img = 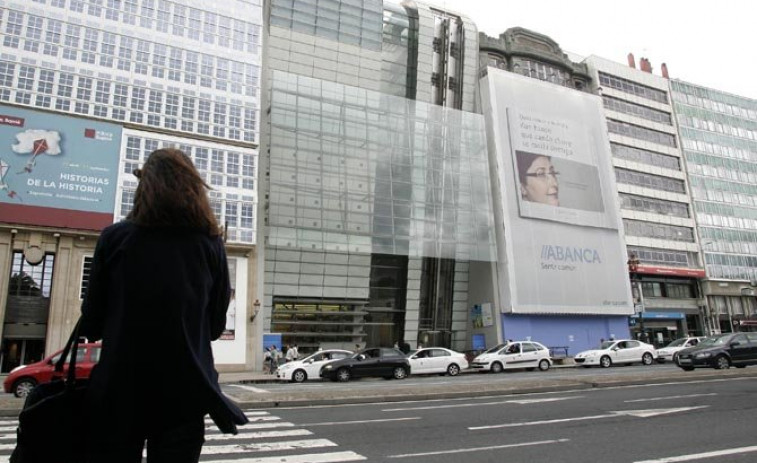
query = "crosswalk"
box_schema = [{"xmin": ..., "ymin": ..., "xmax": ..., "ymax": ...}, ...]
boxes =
[{"xmin": 0, "ymin": 410, "xmax": 367, "ymax": 463}]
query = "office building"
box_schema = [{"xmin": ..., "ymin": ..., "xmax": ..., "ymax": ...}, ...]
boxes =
[
  {"xmin": 670, "ymin": 81, "xmax": 757, "ymax": 332},
  {"xmin": 0, "ymin": 0, "xmax": 262, "ymax": 371},
  {"xmin": 259, "ymin": 0, "xmax": 497, "ymax": 354},
  {"xmin": 584, "ymin": 55, "xmax": 705, "ymax": 342}
]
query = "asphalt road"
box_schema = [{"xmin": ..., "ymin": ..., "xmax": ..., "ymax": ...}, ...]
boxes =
[{"xmin": 260, "ymin": 375, "xmax": 757, "ymax": 463}]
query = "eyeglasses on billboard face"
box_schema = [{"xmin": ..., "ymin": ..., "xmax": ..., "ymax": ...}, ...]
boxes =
[{"xmin": 524, "ymin": 168, "xmax": 559, "ymax": 180}]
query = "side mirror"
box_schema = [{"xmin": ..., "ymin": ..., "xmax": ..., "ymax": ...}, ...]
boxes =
[
  {"xmin": 730, "ymin": 341, "xmax": 742, "ymax": 348},
  {"xmin": 357, "ymin": 354, "xmax": 365, "ymax": 361},
  {"xmin": 304, "ymin": 359, "xmax": 313, "ymax": 364}
]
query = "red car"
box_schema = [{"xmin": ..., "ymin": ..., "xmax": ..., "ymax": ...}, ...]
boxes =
[{"xmin": 3, "ymin": 343, "xmax": 101, "ymax": 398}]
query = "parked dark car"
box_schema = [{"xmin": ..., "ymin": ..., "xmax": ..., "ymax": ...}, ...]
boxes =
[
  {"xmin": 676, "ymin": 333, "xmax": 757, "ymax": 371},
  {"xmin": 3, "ymin": 343, "xmax": 101, "ymax": 397},
  {"xmin": 319, "ymin": 347, "xmax": 410, "ymax": 382}
]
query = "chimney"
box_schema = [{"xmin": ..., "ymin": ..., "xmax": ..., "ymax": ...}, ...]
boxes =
[
  {"xmin": 661, "ymin": 63, "xmax": 669, "ymax": 79},
  {"xmin": 640, "ymin": 58, "xmax": 652, "ymax": 73},
  {"xmin": 627, "ymin": 53, "xmax": 636, "ymax": 69}
]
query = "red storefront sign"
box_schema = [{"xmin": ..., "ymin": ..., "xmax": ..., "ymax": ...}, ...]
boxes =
[{"xmin": 634, "ymin": 265, "xmax": 706, "ymax": 278}]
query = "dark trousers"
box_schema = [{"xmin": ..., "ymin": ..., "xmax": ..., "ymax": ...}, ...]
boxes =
[{"xmin": 86, "ymin": 415, "xmax": 205, "ymax": 463}]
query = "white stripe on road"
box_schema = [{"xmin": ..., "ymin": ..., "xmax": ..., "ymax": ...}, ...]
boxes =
[
  {"xmin": 387, "ymin": 438, "xmax": 570, "ymax": 458},
  {"xmin": 211, "ymin": 421, "xmax": 295, "ymax": 431},
  {"xmin": 469, "ymin": 406, "xmax": 708, "ymax": 430},
  {"xmin": 201, "ymin": 438, "xmax": 336, "ymax": 454},
  {"xmin": 0, "ymin": 443, "xmax": 15, "ymax": 450},
  {"xmin": 0, "ymin": 426, "xmax": 15, "ymax": 432},
  {"xmin": 205, "ymin": 429, "xmax": 312, "ymax": 441},
  {"xmin": 201, "ymin": 451, "xmax": 366, "ymax": 462},
  {"xmin": 301, "ymin": 417, "xmax": 421, "ymax": 427},
  {"xmin": 229, "ymin": 384, "xmax": 270, "ymax": 393},
  {"xmin": 624, "ymin": 393, "xmax": 716, "ymax": 403},
  {"xmin": 206, "ymin": 416, "xmax": 280, "ymax": 426},
  {"xmin": 383, "ymin": 396, "xmax": 579, "ymax": 412},
  {"xmin": 634, "ymin": 445, "xmax": 757, "ymax": 463}
]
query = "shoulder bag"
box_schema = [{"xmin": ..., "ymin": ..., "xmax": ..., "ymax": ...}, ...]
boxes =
[{"xmin": 10, "ymin": 319, "xmax": 89, "ymax": 463}]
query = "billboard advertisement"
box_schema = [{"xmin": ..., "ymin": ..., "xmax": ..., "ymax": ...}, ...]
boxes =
[
  {"xmin": 481, "ymin": 68, "xmax": 633, "ymax": 315},
  {"xmin": 0, "ymin": 106, "xmax": 122, "ymax": 230}
]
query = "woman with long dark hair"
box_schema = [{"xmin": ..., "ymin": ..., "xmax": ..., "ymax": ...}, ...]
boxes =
[{"xmin": 81, "ymin": 148, "xmax": 247, "ymax": 463}]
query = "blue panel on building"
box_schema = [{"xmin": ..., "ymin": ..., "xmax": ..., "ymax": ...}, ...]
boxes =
[{"xmin": 501, "ymin": 314, "xmax": 631, "ymax": 356}]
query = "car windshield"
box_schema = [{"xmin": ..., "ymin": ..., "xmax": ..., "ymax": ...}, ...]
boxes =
[
  {"xmin": 485, "ymin": 343, "xmax": 507, "ymax": 353},
  {"xmin": 664, "ymin": 338, "xmax": 688, "ymax": 348},
  {"xmin": 698, "ymin": 335, "xmax": 731, "ymax": 346}
]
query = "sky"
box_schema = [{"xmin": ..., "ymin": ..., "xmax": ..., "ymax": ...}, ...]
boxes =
[{"xmin": 434, "ymin": 0, "xmax": 757, "ymax": 100}]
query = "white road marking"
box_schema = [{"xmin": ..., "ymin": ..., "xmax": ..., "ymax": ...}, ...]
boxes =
[
  {"xmin": 634, "ymin": 445, "xmax": 757, "ymax": 462},
  {"xmin": 224, "ymin": 421, "xmax": 296, "ymax": 430},
  {"xmin": 624, "ymin": 393, "xmax": 716, "ymax": 403},
  {"xmin": 302, "ymin": 417, "xmax": 421, "ymax": 427},
  {"xmin": 205, "ymin": 429, "xmax": 312, "ymax": 441},
  {"xmin": 206, "ymin": 415, "xmax": 280, "ymax": 426},
  {"xmin": 201, "ymin": 438, "xmax": 336, "ymax": 454},
  {"xmin": 469, "ymin": 406, "xmax": 708, "ymax": 429},
  {"xmin": 229, "ymin": 384, "xmax": 270, "ymax": 393},
  {"xmin": 201, "ymin": 451, "xmax": 366, "ymax": 462},
  {"xmin": 0, "ymin": 444, "xmax": 14, "ymax": 451},
  {"xmin": 387, "ymin": 438, "xmax": 570, "ymax": 458},
  {"xmin": 383, "ymin": 396, "xmax": 580, "ymax": 411}
]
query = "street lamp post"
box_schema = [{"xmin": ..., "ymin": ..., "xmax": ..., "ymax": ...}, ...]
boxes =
[{"xmin": 627, "ymin": 253, "xmax": 646, "ymax": 343}]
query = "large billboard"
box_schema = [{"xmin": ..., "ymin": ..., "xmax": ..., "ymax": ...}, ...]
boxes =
[
  {"xmin": 0, "ymin": 106, "xmax": 122, "ymax": 230},
  {"xmin": 481, "ymin": 68, "xmax": 633, "ymax": 315}
]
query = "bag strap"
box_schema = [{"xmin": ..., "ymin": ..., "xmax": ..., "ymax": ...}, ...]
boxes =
[{"xmin": 53, "ymin": 318, "xmax": 82, "ymax": 389}]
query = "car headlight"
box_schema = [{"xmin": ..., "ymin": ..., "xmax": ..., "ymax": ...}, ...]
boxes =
[
  {"xmin": 9, "ymin": 365, "xmax": 25, "ymax": 374},
  {"xmin": 322, "ymin": 364, "xmax": 333, "ymax": 370},
  {"xmin": 694, "ymin": 352, "xmax": 712, "ymax": 359}
]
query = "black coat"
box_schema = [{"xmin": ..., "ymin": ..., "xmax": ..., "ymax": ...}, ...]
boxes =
[{"xmin": 80, "ymin": 221, "xmax": 247, "ymax": 434}]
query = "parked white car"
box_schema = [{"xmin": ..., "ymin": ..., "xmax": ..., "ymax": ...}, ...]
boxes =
[
  {"xmin": 574, "ymin": 340, "xmax": 657, "ymax": 368},
  {"xmin": 407, "ymin": 347, "xmax": 469, "ymax": 376},
  {"xmin": 276, "ymin": 349, "xmax": 353, "ymax": 383},
  {"xmin": 470, "ymin": 341, "xmax": 552, "ymax": 373},
  {"xmin": 656, "ymin": 337, "xmax": 705, "ymax": 363}
]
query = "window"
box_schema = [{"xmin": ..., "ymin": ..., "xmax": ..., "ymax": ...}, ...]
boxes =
[
  {"xmin": 8, "ymin": 252, "xmax": 55, "ymax": 298},
  {"xmin": 80, "ymin": 256, "xmax": 93, "ymax": 299},
  {"xmin": 598, "ymin": 72, "xmax": 668, "ymax": 104},
  {"xmin": 607, "ymin": 119, "xmax": 677, "ymax": 147},
  {"xmin": 641, "ymin": 282, "xmax": 662, "ymax": 297}
]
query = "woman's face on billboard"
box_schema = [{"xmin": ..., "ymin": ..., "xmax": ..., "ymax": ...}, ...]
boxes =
[{"xmin": 521, "ymin": 156, "xmax": 559, "ymax": 206}]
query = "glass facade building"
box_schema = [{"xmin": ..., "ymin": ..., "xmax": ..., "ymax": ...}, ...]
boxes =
[
  {"xmin": 261, "ymin": 0, "xmax": 493, "ymax": 353},
  {"xmin": 671, "ymin": 80, "xmax": 757, "ymax": 332},
  {"xmin": 0, "ymin": 0, "xmax": 262, "ymax": 370}
]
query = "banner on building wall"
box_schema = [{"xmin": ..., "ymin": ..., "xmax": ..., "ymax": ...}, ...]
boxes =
[
  {"xmin": 212, "ymin": 256, "xmax": 248, "ymax": 365},
  {"xmin": 481, "ymin": 68, "xmax": 633, "ymax": 315},
  {"xmin": 0, "ymin": 105, "xmax": 122, "ymax": 230}
]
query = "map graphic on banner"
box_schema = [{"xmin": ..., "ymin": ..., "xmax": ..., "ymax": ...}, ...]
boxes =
[{"xmin": 0, "ymin": 106, "xmax": 122, "ymax": 230}]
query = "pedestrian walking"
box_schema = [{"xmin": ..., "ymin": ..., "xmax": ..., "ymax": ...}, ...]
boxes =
[
  {"xmin": 291, "ymin": 344, "xmax": 299, "ymax": 360},
  {"xmin": 269, "ymin": 345, "xmax": 281, "ymax": 372},
  {"xmin": 285, "ymin": 344, "xmax": 296, "ymax": 363},
  {"xmin": 80, "ymin": 148, "xmax": 248, "ymax": 463}
]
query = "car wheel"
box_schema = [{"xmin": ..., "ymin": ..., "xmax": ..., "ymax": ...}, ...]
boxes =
[
  {"xmin": 680, "ymin": 366, "xmax": 695, "ymax": 372},
  {"xmin": 538, "ymin": 359, "xmax": 550, "ymax": 371},
  {"xmin": 714, "ymin": 355, "xmax": 730, "ymax": 370},
  {"xmin": 600, "ymin": 356, "xmax": 612, "ymax": 368},
  {"xmin": 336, "ymin": 368, "xmax": 351, "ymax": 382},
  {"xmin": 291, "ymin": 369, "xmax": 307, "ymax": 383},
  {"xmin": 13, "ymin": 378, "xmax": 37, "ymax": 398},
  {"xmin": 490, "ymin": 362, "xmax": 503, "ymax": 373},
  {"xmin": 642, "ymin": 352, "xmax": 654, "ymax": 366},
  {"xmin": 393, "ymin": 366, "xmax": 408, "ymax": 380},
  {"xmin": 447, "ymin": 363, "xmax": 460, "ymax": 376}
]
